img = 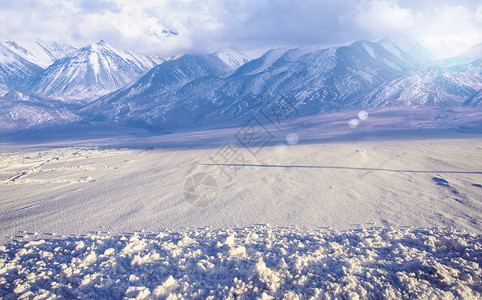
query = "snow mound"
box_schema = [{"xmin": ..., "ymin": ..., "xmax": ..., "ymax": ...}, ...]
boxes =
[{"xmin": 1, "ymin": 227, "xmax": 480, "ymax": 299}]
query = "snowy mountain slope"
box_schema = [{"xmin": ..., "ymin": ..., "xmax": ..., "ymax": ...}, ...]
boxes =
[
  {"xmin": 378, "ymin": 36, "xmax": 434, "ymax": 66},
  {"xmin": 84, "ymin": 38, "xmax": 435, "ymax": 129},
  {"xmin": 2, "ymin": 40, "xmax": 76, "ymax": 69},
  {"xmin": 82, "ymin": 53, "xmax": 237, "ymax": 127},
  {"xmin": 464, "ymin": 89, "xmax": 482, "ymax": 107},
  {"xmin": 362, "ymin": 47, "xmax": 482, "ymax": 107},
  {"xmin": 29, "ymin": 41, "xmax": 167, "ymax": 102},
  {"xmin": 216, "ymin": 50, "xmax": 251, "ymax": 68},
  {"xmin": 0, "ymin": 90, "xmax": 79, "ymax": 131},
  {"xmin": 0, "ymin": 44, "xmax": 43, "ymax": 95}
]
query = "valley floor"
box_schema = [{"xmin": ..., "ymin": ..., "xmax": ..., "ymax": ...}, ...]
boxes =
[{"xmin": 0, "ymin": 135, "xmax": 481, "ymax": 298}]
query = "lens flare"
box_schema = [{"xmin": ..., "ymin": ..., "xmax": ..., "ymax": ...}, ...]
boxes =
[
  {"xmin": 286, "ymin": 133, "xmax": 299, "ymax": 145},
  {"xmin": 348, "ymin": 119, "xmax": 359, "ymax": 128},
  {"xmin": 358, "ymin": 111, "xmax": 368, "ymax": 120}
]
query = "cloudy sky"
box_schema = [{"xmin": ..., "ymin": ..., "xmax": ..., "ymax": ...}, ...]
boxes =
[{"xmin": 0, "ymin": 0, "xmax": 481, "ymax": 57}]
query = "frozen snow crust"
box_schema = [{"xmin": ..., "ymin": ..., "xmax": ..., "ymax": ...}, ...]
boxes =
[{"xmin": 1, "ymin": 226, "xmax": 480, "ymax": 299}]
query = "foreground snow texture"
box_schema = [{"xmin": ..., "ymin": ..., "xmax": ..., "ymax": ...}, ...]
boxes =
[{"xmin": 1, "ymin": 226, "xmax": 481, "ymax": 299}]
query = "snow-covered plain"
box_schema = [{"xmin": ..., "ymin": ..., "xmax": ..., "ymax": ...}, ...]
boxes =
[
  {"xmin": 1, "ymin": 138, "xmax": 481, "ymax": 238},
  {"xmin": 1, "ymin": 108, "xmax": 481, "ymax": 298}
]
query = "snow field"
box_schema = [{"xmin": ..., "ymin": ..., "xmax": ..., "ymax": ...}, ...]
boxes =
[
  {"xmin": 0, "ymin": 226, "xmax": 480, "ymax": 299},
  {"xmin": 1, "ymin": 137, "xmax": 482, "ymax": 245}
]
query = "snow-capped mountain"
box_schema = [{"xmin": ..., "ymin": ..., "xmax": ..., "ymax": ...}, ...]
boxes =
[
  {"xmin": 0, "ymin": 43, "xmax": 43, "ymax": 95},
  {"xmin": 0, "ymin": 90, "xmax": 79, "ymax": 131},
  {"xmin": 84, "ymin": 38, "xmax": 438, "ymax": 129},
  {"xmin": 30, "ymin": 40, "xmax": 167, "ymax": 102},
  {"xmin": 2, "ymin": 40, "xmax": 76, "ymax": 69}
]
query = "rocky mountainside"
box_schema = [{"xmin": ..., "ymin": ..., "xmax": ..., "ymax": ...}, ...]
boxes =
[{"xmin": 0, "ymin": 90, "xmax": 80, "ymax": 131}]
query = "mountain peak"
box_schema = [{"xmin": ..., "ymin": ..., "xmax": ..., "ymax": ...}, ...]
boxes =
[
  {"xmin": 147, "ymin": 27, "xmax": 179, "ymax": 39},
  {"xmin": 80, "ymin": 40, "xmax": 112, "ymax": 54},
  {"xmin": 89, "ymin": 40, "xmax": 110, "ymax": 51}
]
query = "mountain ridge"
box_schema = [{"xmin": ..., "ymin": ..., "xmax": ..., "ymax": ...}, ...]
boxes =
[{"xmin": 2, "ymin": 40, "xmax": 77, "ymax": 69}]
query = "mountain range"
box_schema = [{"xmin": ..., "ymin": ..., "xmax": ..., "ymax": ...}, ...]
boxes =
[
  {"xmin": 0, "ymin": 37, "xmax": 480, "ymax": 133},
  {"xmin": 82, "ymin": 38, "xmax": 481, "ymax": 130}
]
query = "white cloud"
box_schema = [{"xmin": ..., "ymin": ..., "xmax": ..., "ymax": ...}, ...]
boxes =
[
  {"xmin": 409, "ymin": 5, "xmax": 482, "ymax": 58},
  {"xmin": 355, "ymin": 1, "xmax": 482, "ymax": 58},
  {"xmin": 476, "ymin": 5, "xmax": 482, "ymax": 22},
  {"xmin": 357, "ymin": 0, "xmax": 414, "ymax": 33},
  {"xmin": 0, "ymin": 0, "xmax": 480, "ymax": 56}
]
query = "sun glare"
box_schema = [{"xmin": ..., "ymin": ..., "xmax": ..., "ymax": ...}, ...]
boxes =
[
  {"xmin": 418, "ymin": 32, "xmax": 482, "ymax": 59},
  {"xmin": 412, "ymin": 5, "xmax": 482, "ymax": 59}
]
